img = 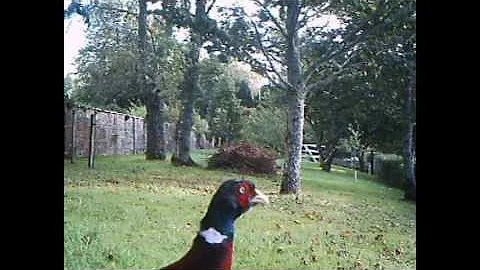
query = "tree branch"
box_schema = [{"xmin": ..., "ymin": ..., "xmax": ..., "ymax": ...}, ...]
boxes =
[
  {"xmin": 298, "ymin": 6, "xmax": 326, "ymax": 29},
  {"xmin": 304, "ymin": 36, "xmax": 361, "ymax": 86},
  {"xmin": 146, "ymin": 27, "xmax": 157, "ymax": 54},
  {"xmin": 304, "ymin": 4, "xmax": 396, "ymax": 87},
  {"xmin": 242, "ymin": 54, "xmax": 287, "ymax": 90},
  {"xmin": 306, "ymin": 58, "xmax": 365, "ymax": 94},
  {"xmin": 95, "ymin": 3, "xmax": 138, "ymax": 17},
  {"xmin": 251, "ymin": 0, "xmax": 288, "ymax": 38},
  {"xmin": 262, "ymin": 69, "xmax": 288, "ymax": 90},
  {"xmin": 206, "ymin": 0, "xmax": 217, "ymax": 15},
  {"xmin": 306, "ymin": 70, "xmax": 339, "ymax": 93},
  {"xmin": 251, "ymin": 19, "xmax": 292, "ymax": 89}
]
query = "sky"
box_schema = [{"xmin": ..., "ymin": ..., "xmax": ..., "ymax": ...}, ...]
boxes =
[{"xmin": 64, "ymin": 1, "xmax": 88, "ymax": 77}]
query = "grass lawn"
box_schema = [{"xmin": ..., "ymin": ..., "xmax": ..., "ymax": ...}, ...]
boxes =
[{"xmin": 64, "ymin": 150, "xmax": 416, "ymax": 270}]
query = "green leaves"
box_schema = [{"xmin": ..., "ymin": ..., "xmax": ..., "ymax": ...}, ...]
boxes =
[
  {"xmin": 74, "ymin": 1, "xmax": 185, "ymax": 111},
  {"xmin": 305, "ymin": 0, "xmax": 415, "ymax": 156}
]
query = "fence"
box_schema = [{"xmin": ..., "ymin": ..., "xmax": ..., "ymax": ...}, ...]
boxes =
[
  {"xmin": 64, "ymin": 104, "xmax": 215, "ymax": 159},
  {"xmin": 64, "ymin": 104, "xmax": 147, "ymax": 158},
  {"xmin": 301, "ymin": 144, "xmax": 321, "ymax": 162},
  {"xmin": 301, "ymin": 144, "xmax": 379, "ymax": 174}
]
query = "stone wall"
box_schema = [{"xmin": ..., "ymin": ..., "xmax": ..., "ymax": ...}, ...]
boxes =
[
  {"xmin": 65, "ymin": 105, "xmax": 146, "ymax": 157},
  {"xmin": 64, "ymin": 104, "xmax": 212, "ymax": 158}
]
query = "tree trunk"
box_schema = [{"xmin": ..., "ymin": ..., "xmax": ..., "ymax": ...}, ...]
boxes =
[
  {"xmin": 173, "ymin": 47, "xmax": 198, "ymax": 166},
  {"xmin": 137, "ymin": 0, "xmax": 147, "ymax": 80},
  {"xmin": 369, "ymin": 150, "xmax": 375, "ymax": 174},
  {"xmin": 138, "ymin": 0, "xmax": 157, "ymax": 159},
  {"xmin": 64, "ymin": 102, "xmax": 68, "ymax": 158},
  {"xmin": 318, "ymin": 135, "xmax": 339, "ymax": 172},
  {"xmin": 320, "ymin": 147, "xmax": 337, "ymax": 172},
  {"xmin": 199, "ymin": 132, "xmax": 207, "ymax": 149},
  {"xmin": 172, "ymin": 0, "xmax": 206, "ymax": 166},
  {"xmin": 358, "ymin": 150, "xmax": 366, "ymax": 172},
  {"xmin": 281, "ymin": 93, "xmax": 305, "ymax": 193},
  {"xmin": 280, "ymin": 0, "xmax": 304, "ymax": 194},
  {"xmin": 404, "ymin": 75, "xmax": 416, "ymax": 201},
  {"xmin": 161, "ymin": 0, "xmax": 176, "ymax": 36},
  {"xmin": 174, "ymin": 86, "xmax": 196, "ymax": 166},
  {"xmin": 145, "ymin": 92, "xmax": 167, "ymax": 160}
]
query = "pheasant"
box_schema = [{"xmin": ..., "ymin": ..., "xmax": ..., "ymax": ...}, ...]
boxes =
[{"xmin": 161, "ymin": 179, "xmax": 269, "ymax": 270}]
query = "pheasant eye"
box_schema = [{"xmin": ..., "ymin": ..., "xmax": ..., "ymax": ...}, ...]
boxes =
[{"xmin": 238, "ymin": 186, "xmax": 246, "ymax": 194}]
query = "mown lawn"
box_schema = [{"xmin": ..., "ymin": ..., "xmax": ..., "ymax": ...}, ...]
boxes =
[{"xmin": 64, "ymin": 150, "xmax": 416, "ymax": 270}]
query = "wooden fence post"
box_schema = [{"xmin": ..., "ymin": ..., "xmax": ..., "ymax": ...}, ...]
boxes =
[
  {"xmin": 369, "ymin": 150, "xmax": 375, "ymax": 175},
  {"xmin": 132, "ymin": 117, "xmax": 136, "ymax": 155},
  {"xmin": 88, "ymin": 113, "xmax": 96, "ymax": 168},
  {"xmin": 70, "ymin": 109, "xmax": 76, "ymax": 164},
  {"xmin": 144, "ymin": 119, "xmax": 147, "ymax": 153}
]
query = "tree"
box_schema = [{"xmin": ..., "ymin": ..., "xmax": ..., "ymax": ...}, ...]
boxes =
[
  {"xmin": 303, "ymin": 0, "xmax": 415, "ymax": 183},
  {"xmin": 171, "ymin": 0, "xmax": 220, "ymax": 166},
  {"xmin": 208, "ymin": 73, "xmax": 244, "ymax": 145},
  {"xmin": 138, "ymin": 0, "xmax": 174, "ymax": 160},
  {"xmin": 196, "ymin": 59, "xmax": 260, "ymax": 147},
  {"xmin": 305, "ymin": 54, "xmax": 406, "ymax": 172},
  {"xmin": 72, "ymin": 0, "xmax": 185, "ymax": 160},
  {"xmin": 210, "ymin": 1, "xmax": 313, "ymax": 193},
  {"xmin": 242, "ymin": 105, "xmax": 287, "ymax": 154},
  {"xmin": 208, "ymin": 0, "xmax": 395, "ymax": 193},
  {"xmin": 336, "ymin": 0, "xmax": 416, "ymax": 199},
  {"xmin": 306, "ymin": 82, "xmax": 352, "ymax": 172},
  {"xmin": 404, "ymin": 72, "xmax": 415, "ymax": 201}
]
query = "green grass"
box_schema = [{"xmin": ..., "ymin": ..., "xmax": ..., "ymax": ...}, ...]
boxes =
[{"xmin": 64, "ymin": 150, "xmax": 416, "ymax": 270}]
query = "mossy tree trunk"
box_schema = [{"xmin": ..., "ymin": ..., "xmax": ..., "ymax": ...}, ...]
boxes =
[
  {"xmin": 145, "ymin": 91, "xmax": 167, "ymax": 160},
  {"xmin": 172, "ymin": 0, "xmax": 206, "ymax": 166}
]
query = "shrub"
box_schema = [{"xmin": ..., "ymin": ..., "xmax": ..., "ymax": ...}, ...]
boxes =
[
  {"xmin": 241, "ymin": 107, "xmax": 287, "ymax": 155},
  {"xmin": 207, "ymin": 142, "xmax": 278, "ymax": 175},
  {"xmin": 375, "ymin": 155, "xmax": 406, "ymax": 189}
]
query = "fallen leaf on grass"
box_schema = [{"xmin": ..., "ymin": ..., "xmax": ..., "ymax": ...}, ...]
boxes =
[
  {"xmin": 374, "ymin": 234, "xmax": 384, "ymax": 241},
  {"xmin": 371, "ymin": 224, "xmax": 383, "ymax": 232},
  {"xmin": 304, "ymin": 210, "xmax": 323, "ymax": 221},
  {"xmin": 311, "ymin": 235, "xmax": 321, "ymax": 246},
  {"xmin": 107, "ymin": 253, "xmax": 114, "ymax": 261},
  {"xmin": 336, "ymin": 249, "xmax": 348, "ymax": 257},
  {"xmin": 354, "ymin": 259, "xmax": 363, "ymax": 269}
]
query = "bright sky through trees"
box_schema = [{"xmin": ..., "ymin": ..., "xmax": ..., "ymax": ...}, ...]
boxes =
[{"xmin": 64, "ymin": 0, "xmax": 341, "ymax": 78}]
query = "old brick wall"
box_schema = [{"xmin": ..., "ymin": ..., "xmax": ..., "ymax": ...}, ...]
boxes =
[
  {"xmin": 65, "ymin": 105, "xmax": 212, "ymax": 158},
  {"xmin": 65, "ymin": 105, "xmax": 146, "ymax": 157}
]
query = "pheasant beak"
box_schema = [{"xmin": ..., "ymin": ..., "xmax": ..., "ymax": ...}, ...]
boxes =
[{"xmin": 250, "ymin": 188, "xmax": 269, "ymax": 206}]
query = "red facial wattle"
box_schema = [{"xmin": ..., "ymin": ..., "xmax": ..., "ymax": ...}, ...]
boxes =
[
  {"xmin": 237, "ymin": 183, "xmax": 254, "ymax": 209},
  {"xmin": 237, "ymin": 182, "xmax": 269, "ymax": 210}
]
